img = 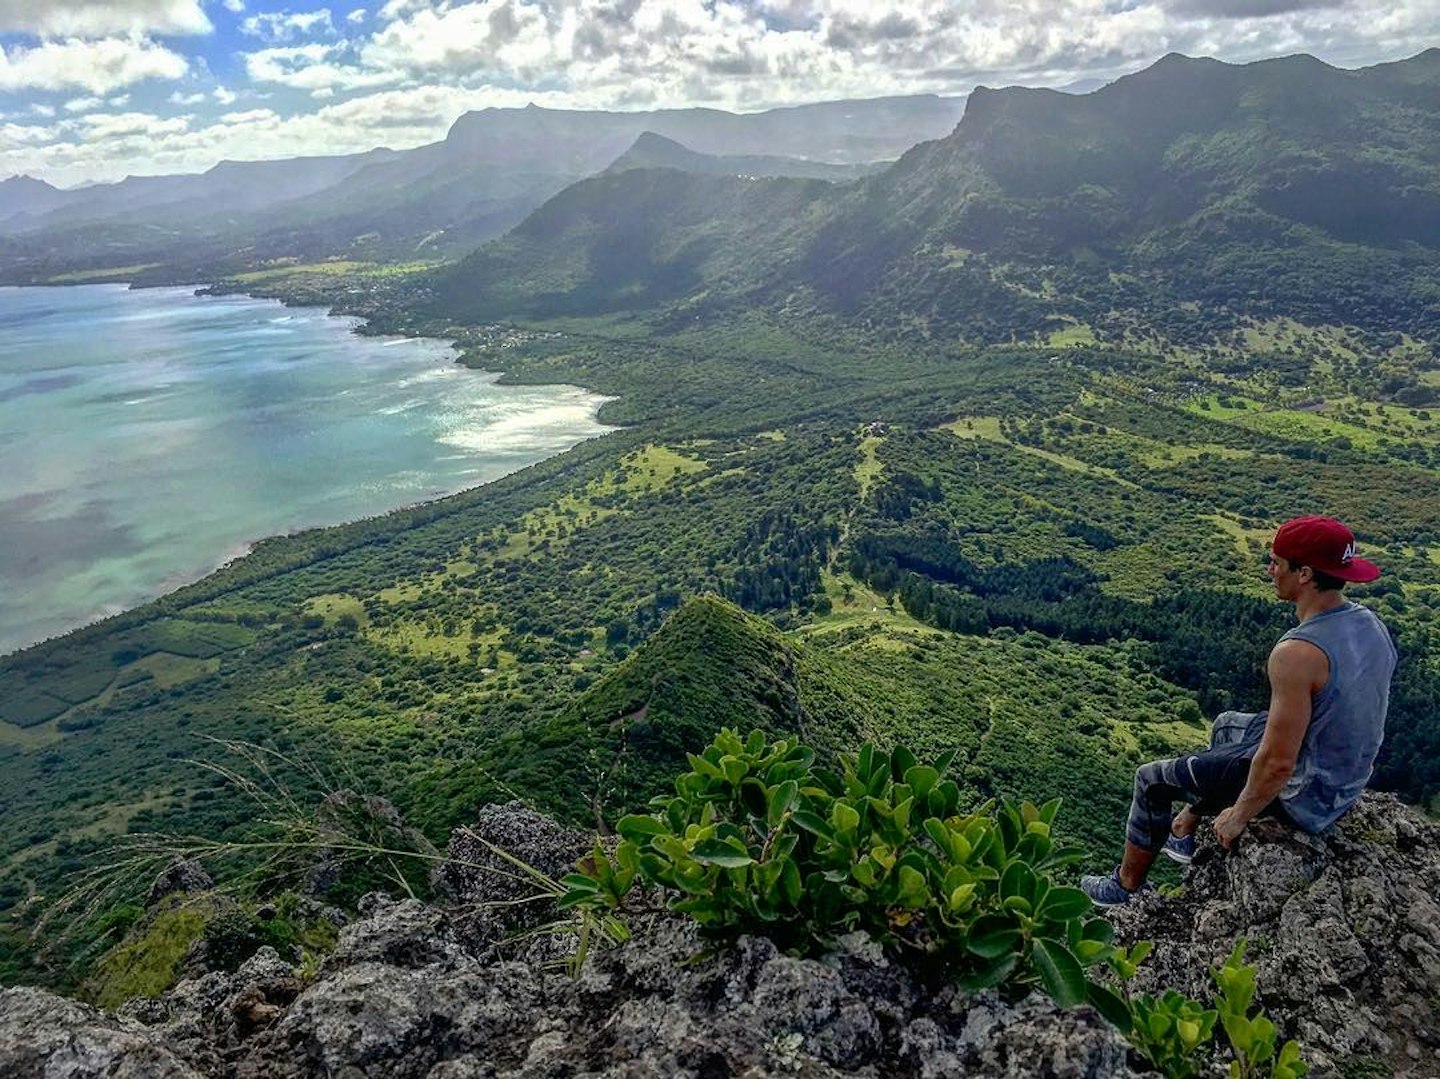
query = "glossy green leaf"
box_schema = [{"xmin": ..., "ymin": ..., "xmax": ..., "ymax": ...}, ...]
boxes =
[
  {"xmin": 892, "ymin": 745, "xmax": 918, "ymax": 778},
  {"xmin": 1085, "ymin": 980, "xmax": 1133, "ymax": 1033},
  {"xmin": 691, "ymin": 839, "xmax": 754, "ymax": 868},
  {"xmin": 686, "ymin": 753, "xmax": 722, "ymax": 780},
  {"xmin": 955, "ymin": 952, "xmax": 1019, "ymax": 990},
  {"xmin": 1033, "ymin": 938, "xmax": 1087, "ymax": 1008},
  {"xmin": 1039, "ymin": 885, "xmax": 1092, "ymax": 922},
  {"xmin": 791, "ymin": 810, "xmax": 833, "ymax": 839},
  {"xmin": 923, "ymin": 817, "xmax": 951, "ymax": 853},
  {"xmin": 967, "ymin": 923, "xmax": 1022, "ymax": 959},
  {"xmin": 896, "ymin": 865, "xmax": 929, "ymax": 908},
  {"xmin": 767, "ymin": 780, "xmax": 798, "ymax": 827},
  {"xmin": 1000, "ymin": 860, "xmax": 1036, "ymax": 904},
  {"xmin": 617, "ymin": 814, "xmax": 669, "ymax": 839},
  {"xmin": 779, "ymin": 858, "xmax": 802, "ymax": 905},
  {"xmin": 857, "ymin": 744, "xmax": 875, "ymax": 782},
  {"xmin": 903, "ymin": 765, "xmax": 940, "ymax": 798},
  {"xmin": 831, "ymin": 801, "xmax": 860, "ymax": 834}
]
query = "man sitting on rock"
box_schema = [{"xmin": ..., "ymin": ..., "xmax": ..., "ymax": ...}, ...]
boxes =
[{"xmin": 1082, "ymin": 515, "xmax": 1397, "ymax": 907}]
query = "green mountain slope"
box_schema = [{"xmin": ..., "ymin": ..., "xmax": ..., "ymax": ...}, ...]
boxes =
[
  {"xmin": 430, "ymin": 50, "xmax": 1440, "ymax": 345},
  {"xmin": 431, "ymin": 168, "xmax": 832, "ymax": 319},
  {"xmin": 3, "ymin": 313, "xmax": 1438, "ymax": 993},
  {"xmin": 482, "ymin": 592, "xmax": 1211, "ymax": 857},
  {"xmin": 6, "ymin": 51, "xmax": 1440, "ymax": 1002},
  {"xmin": 824, "ymin": 50, "xmax": 1440, "ymax": 339},
  {"xmin": 0, "ymin": 97, "xmax": 959, "ymax": 280},
  {"xmin": 495, "ymin": 595, "xmax": 817, "ymax": 819}
]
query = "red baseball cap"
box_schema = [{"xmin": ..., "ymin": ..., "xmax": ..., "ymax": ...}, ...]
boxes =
[{"xmin": 1271, "ymin": 516, "xmax": 1380, "ymax": 583}]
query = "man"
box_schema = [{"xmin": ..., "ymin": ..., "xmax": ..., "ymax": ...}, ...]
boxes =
[{"xmin": 1082, "ymin": 515, "xmax": 1397, "ymax": 907}]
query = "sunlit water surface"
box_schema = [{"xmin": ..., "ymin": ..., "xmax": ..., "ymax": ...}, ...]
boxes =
[{"xmin": 0, "ymin": 285, "xmax": 614, "ymax": 655}]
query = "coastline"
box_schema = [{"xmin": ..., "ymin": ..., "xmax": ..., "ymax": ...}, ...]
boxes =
[{"xmin": 0, "ymin": 282, "xmax": 619, "ymax": 662}]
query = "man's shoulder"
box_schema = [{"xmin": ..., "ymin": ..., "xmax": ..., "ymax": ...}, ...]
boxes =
[{"xmin": 1269, "ymin": 637, "xmax": 1330, "ymax": 684}]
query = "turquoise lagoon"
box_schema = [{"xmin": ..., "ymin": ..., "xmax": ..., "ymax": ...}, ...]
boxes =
[{"xmin": 0, "ymin": 285, "xmax": 614, "ymax": 655}]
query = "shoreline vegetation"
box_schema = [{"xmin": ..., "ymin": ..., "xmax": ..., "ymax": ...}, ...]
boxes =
[{"xmin": 0, "ymin": 278, "xmax": 618, "ymax": 661}]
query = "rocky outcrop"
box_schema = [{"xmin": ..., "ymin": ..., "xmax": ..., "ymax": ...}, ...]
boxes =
[
  {"xmin": 2, "ymin": 793, "xmax": 1436, "ymax": 1077},
  {"xmin": 1110, "ymin": 791, "xmax": 1440, "ymax": 1078},
  {"xmin": 0, "ymin": 986, "xmax": 201, "ymax": 1078},
  {"xmin": 146, "ymin": 860, "xmax": 215, "ymax": 908}
]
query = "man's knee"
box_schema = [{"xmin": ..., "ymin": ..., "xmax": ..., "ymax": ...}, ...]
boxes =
[
  {"xmin": 1211, "ymin": 710, "xmax": 1260, "ymax": 749},
  {"xmin": 1133, "ymin": 758, "xmax": 1173, "ymax": 797}
]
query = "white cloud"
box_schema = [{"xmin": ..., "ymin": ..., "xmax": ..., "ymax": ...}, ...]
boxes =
[
  {"xmin": 223, "ymin": 0, "xmax": 247, "ymax": 11},
  {"xmin": 0, "ymin": 0, "xmax": 211, "ymax": 37},
  {"xmin": 0, "ymin": 80, "xmax": 584, "ymax": 185},
  {"xmin": 7, "ymin": 0, "xmax": 1440, "ymax": 188},
  {"xmin": 362, "ymin": 1, "xmax": 558, "ymax": 79},
  {"xmin": 30, "ymin": 103, "xmax": 56, "ymax": 117},
  {"xmin": 240, "ymin": 7, "xmax": 336, "ymax": 42},
  {"xmin": 81, "ymin": 110, "xmax": 191, "ymax": 141},
  {"xmin": 376, "ymin": 0, "xmax": 430, "ymax": 20},
  {"xmin": 63, "ymin": 95, "xmax": 104, "ymax": 112},
  {"xmin": 217, "ymin": 107, "xmax": 277, "ymax": 124},
  {"xmin": 244, "ymin": 41, "xmax": 400, "ymax": 92},
  {"xmin": 0, "ymin": 121, "xmax": 61, "ymax": 150},
  {"xmin": 201, "ymin": 0, "xmax": 1440, "ymax": 128},
  {"xmin": 0, "ymin": 37, "xmax": 189, "ymax": 94}
]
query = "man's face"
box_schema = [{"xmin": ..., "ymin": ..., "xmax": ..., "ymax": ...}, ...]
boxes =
[{"xmin": 1267, "ymin": 551, "xmax": 1305, "ymax": 600}]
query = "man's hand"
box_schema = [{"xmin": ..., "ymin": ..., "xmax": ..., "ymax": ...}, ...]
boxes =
[{"xmin": 1213, "ymin": 806, "xmax": 1249, "ymax": 849}]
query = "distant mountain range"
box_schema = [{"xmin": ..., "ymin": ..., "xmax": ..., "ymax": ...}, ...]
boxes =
[
  {"xmin": 431, "ymin": 49, "xmax": 1440, "ymax": 345},
  {"xmin": 0, "ymin": 95, "xmax": 964, "ymax": 279},
  {"xmin": 11, "ymin": 51, "xmax": 1440, "ymax": 350},
  {"xmin": 606, "ymin": 132, "xmax": 880, "ymax": 182}
]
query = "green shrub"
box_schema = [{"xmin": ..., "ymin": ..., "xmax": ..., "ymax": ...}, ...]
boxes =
[
  {"xmin": 1098, "ymin": 939, "xmax": 1307, "ymax": 1079},
  {"xmin": 564, "ymin": 728, "xmax": 1307, "ymax": 1078},
  {"xmin": 1214, "ymin": 940, "xmax": 1307, "ymax": 1079},
  {"xmin": 562, "ymin": 728, "xmax": 1113, "ymax": 1005}
]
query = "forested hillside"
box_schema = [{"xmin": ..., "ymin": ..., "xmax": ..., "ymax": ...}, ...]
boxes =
[
  {"xmin": 2, "ymin": 50, "xmax": 1439, "ymax": 1002},
  {"xmin": 432, "ymin": 50, "xmax": 1440, "ymax": 350}
]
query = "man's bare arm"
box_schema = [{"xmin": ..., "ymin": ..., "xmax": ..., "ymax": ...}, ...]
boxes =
[{"xmin": 1214, "ymin": 639, "xmax": 1326, "ymax": 846}]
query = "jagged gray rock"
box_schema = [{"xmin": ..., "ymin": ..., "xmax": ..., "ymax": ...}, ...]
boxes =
[
  {"xmin": 0, "ymin": 986, "xmax": 202, "ymax": 1078},
  {"xmin": 1109, "ymin": 791, "xmax": 1440, "ymax": 1078},
  {"xmin": 432, "ymin": 799, "xmax": 597, "ymax": 962},
  {"xmin": 5, "ymin": 793, "xmax": 1436, "ymax": 1077},
  {"xmin": 146, "ymin": 859, "xmax": 215, "ymax": 908}
]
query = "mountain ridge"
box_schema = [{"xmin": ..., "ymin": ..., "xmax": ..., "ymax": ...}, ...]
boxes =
[
  {"xmin": 428, "ymin": 47, "xmax": 1440, "ymax": 342},
  {"xmin": 605, "ymin": 131, "xmax": 878, "ymax": 181},
  {"xmin": 0, "ymin": 96, "xmax": 962, "ymax": 277}
]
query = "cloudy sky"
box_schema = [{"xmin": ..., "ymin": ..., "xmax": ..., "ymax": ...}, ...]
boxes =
[{"xmin": 1, "ymin": 0, "xmax": 1436, "ymax": 186}]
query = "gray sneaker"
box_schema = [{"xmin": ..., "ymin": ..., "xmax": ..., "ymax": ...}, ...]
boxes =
[
  {"xmin": 1162, "ymin": 832, "xmax": 1195, "ymax": 865},
  {"xmin": 1080, "ymin": 868, "xmax": 1153, "ymax": 908}
]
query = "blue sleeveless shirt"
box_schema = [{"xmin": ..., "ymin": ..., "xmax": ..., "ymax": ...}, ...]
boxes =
[{"xmin": 1275, "ymin": 601, "xmax": 1396, "ymax": 832}]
